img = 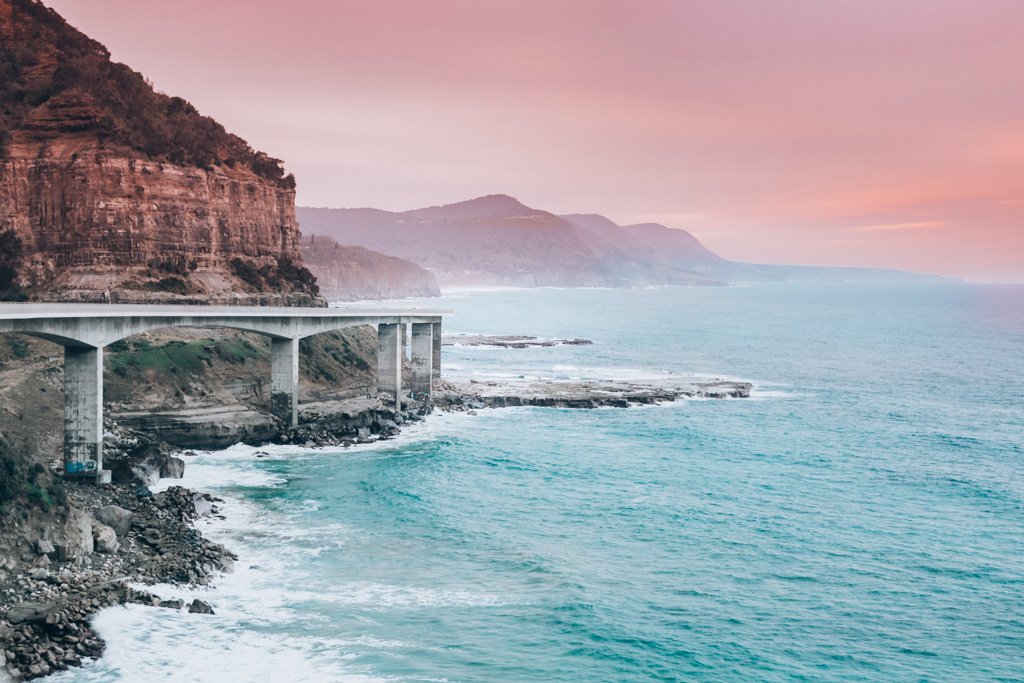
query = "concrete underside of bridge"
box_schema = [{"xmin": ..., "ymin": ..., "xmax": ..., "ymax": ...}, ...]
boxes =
[{"xmin": 0, "ymin": 305, "xmax": 447, "ymax": 481}]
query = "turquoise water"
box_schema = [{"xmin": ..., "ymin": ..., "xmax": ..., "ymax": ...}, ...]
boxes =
[{"xmin": 51, "ymin": 284, "xmax": 1024, "ymax": 682}]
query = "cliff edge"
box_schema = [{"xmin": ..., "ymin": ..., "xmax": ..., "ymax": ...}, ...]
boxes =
[{"xmin": 0, "ymin": 0, "xmax": 321, "ymax": 305}]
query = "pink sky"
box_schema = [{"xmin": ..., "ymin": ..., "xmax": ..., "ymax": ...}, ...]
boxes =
[{"xmin": 45, "ymin": 0, "xmax": 1024, "ymax": 281}]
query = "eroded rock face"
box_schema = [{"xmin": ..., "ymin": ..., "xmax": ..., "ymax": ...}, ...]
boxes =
[
  {"xmin": 0, "ymin": 0, "xmax": 322, "ymax": 305},
  {"xmin": 0, "ymin": 146, "xmax": 319, "ymax": 305}
]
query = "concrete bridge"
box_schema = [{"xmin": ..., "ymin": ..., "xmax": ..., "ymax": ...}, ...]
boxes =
[{"xmin": 0, "ymin": 304, "xmax": 447, "ymax": 481}]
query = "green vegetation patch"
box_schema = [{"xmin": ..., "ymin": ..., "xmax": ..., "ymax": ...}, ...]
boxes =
[
  {"xmin": 106, "ymin": 336, "xmax": 264, "ymax": 377},
  {"xmin": 0, "ymin": 439, "xmax": 65, "ymax": 511}
]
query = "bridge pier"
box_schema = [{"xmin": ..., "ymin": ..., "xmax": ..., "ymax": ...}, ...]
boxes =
[
  {"xmin": 63, "ymin": 345, "xmax": 106, "ymax": 480},
  {"xmin": 409, "ymin": 323, "xmax": 434, "ymax": 397},
  {"xmin": 432, "ymin": 323, "xmax": 442, "ymax": 377},
  {"xmin": 270, "ymin": 337, "xmax": 300, "ymax": 427},
  {"xmin": 1, "ymin": 305, "xmax": 447, "ymax": 482},
  {"xmin": 377, "ymin": 323, "xmax": 403, "ymax": 407}
]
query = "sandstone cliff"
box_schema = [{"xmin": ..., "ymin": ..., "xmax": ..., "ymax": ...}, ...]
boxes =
[
  {"xmin": 300, "ymin": 235, "xmax": 440, "ymax": 301},
  {"xmin": 0, "ymin": 0, "xmax": 321, "ymax": 305}
]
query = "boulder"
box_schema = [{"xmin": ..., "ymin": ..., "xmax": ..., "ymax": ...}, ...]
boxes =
[
  {"xmin": 158, "ymin": 599, "xmax": 185, "ymax": 610},
  {"xmin": 191, "ymin": 494, "xmax": 215, "ymax": 518},
  {"xmin": 54, "ymin": 509, "xmax": 93, "ymax": 561},
  {"xmin": 5, "ymin": 602, "xmax": 58, "ymax": 625},
  {"xmin": 160, "ymin": 456, "xmax": 186, "ymax": 479},
  {"xmin": 35, "ymin": 538, "xmax": 55, "ymax": 557},
  {"xmin": 94, "ymin": 505, "xmax": 133, "ymax": 537},
  {"xmin": 92, "ymin": 522, "xmax": 120, "ymax": 554}
]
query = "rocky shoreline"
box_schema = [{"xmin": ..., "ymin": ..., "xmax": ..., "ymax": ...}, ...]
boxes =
[
  {"xmin": 436, "ymin": 377, "xmax": 752, "ymax": 409},
  {"xmin": 1, "ymin": 375, "xmax": 749, "ymax": 681},
  {"xmin": 442, "ymin": 334, "xmax": 594, "ymax": 349},
  {"xmin": 0, "ymin": 482, "xmax": 234, "ymax": 681}
]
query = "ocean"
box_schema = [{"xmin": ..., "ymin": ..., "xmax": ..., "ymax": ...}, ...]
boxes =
[{"xmin": 47, "ymin": 284, "xmax": 1024, "ymax": 682}]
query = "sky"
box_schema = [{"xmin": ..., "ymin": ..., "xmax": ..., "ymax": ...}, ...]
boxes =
[{"xmin": 44, "ymin": 0, "xmax": 1024, "ymax": 281}]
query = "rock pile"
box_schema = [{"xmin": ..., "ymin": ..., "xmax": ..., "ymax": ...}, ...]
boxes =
[{"xmin": 1, "ymin": 481, "xmax": 235, "ymax": 681}]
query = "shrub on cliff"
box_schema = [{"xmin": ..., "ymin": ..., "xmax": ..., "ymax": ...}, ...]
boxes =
[
  {"xmin": 0, "ymin": 230, "xmax": 28, "ymax": 301},
  {"xmin": 229, "ymin": 257, "xmax": 320, "ymax": 297},
  {"xmin": 0, "ymin": 437, "xmax": 66, "ymax": 511}
]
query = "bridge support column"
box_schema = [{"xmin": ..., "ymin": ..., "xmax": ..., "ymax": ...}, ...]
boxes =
[
  {"xmin": 432, "ymin": 322, "xmax": 442, "ymax": 377},
  {"xmin": 64, "ymin": 346, "xmax": 105, "ymax": 479},
  {"xmin": 377, "ymin": 323, "xmax": 402, "ymax": 408},
  {"xmin": 409, "ymin": 323, "xmax": 434, "ymax": 398},
  {"xmin": 271, "ymin": 338, "xmax": 299, "ymax": 427}
]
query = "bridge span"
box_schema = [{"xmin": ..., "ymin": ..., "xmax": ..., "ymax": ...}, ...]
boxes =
[{"xmin": 0, "ymin": 304, "xmax": 447, "ymax": 482}]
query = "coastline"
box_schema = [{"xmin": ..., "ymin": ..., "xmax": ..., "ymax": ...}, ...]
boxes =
[{"xmin": 1, "ymin": 374, "xmax": 750, "ymax": 681}]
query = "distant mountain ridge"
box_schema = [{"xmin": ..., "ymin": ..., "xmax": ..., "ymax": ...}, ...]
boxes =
[
  {"xmin": 298, "ymin": 195, "xmax": 957, "ymax": 288},
  {"xmin": 299, "ymin": 235, "xmax": 440, "ymax": 301},
  {"xmin": 298, "ymin": 196, "xmax": 718, "ymax": 287}
]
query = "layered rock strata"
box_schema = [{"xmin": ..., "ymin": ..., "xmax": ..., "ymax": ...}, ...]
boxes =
[{"xmin": 0, "ymin": 0, "xmax": 320, "ymax": 305}]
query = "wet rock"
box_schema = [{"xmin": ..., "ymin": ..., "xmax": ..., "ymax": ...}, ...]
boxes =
[
  {"xmin": 191, "ymin": 494, "xmax": 214, "ymax": 518},
  {"xmin": 158, "ymin": 599, "xmax": 184, "ymax": 610},
  {"xmin": 187, "ymin": 599, "xmax": 214, "ymax": 615},
  {"xmin": 160, "ymin": 456, "xmax": 186, "ymax": 479}
]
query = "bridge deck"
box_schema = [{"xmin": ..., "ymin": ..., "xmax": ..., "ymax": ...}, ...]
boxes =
[{"xmin": 0, "ymin": 303, "xmax": 450, "ymax": 320}]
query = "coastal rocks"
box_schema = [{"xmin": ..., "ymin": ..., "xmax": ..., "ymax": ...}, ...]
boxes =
[
  {"xmin": 187, "ymin": 599, "xmax": 214, "ymax": 615},
  {"xmin": 289, "ymin": 398, "xmax": 428, "ymax": 448},
  {"xmin": 436, "ymin": 378, "xmax": 753, "ymax": 411},
  {"xmin": 160, "ymin": 456, "xmax": 186, "ymax": 479},
  {"xmin": 191, "ymin": 493, "xmax": 215, "ymax": 519},
  {"xmin": 1, "ymin": 581, "xmax": 158, "ymax": 680},
  {"xmin": 1, "ymin": 479, "xmax": 238, "ymax": 681},
  {"xmin": 443, "ymin": 334, "xmax": 594, "ymax": 348},
  {"xmin": 106, "ymin": 441, "xmax": 184, "ymax": 486}
]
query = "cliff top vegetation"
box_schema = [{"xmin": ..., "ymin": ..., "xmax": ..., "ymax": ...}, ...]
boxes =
[{"xmin": 0, "ymin": 0, "xmax": 294, "ymax": 188}]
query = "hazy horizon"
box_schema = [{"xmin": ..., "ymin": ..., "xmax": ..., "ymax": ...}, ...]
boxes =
[{"xmin": 42, "ymin": 0, "xmax": 1024, "ymax": 282}]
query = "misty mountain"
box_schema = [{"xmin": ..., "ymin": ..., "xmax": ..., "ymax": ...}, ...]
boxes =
[{"xmin": 298, "ymin": 196, "xmax": 957, "ymax": 288}]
